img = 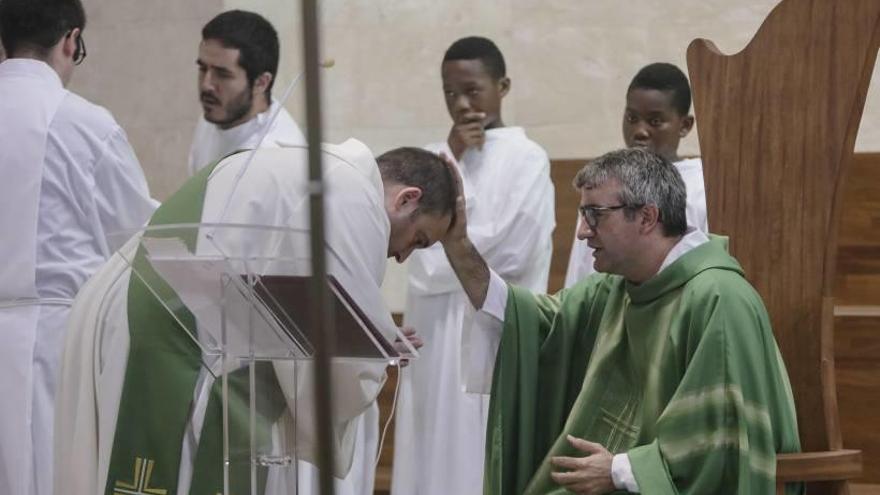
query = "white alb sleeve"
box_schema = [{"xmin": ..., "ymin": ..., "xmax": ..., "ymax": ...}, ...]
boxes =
[
  {"xmin": 462, "ymin": 269, "xmax": 508, "ymax": 394},
  {"xmin": 611, "ymin": 453, "xmax": 640, "ymax": 492}
]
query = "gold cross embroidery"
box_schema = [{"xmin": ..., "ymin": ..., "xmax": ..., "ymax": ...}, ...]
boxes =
[{"xmin": 113, "ymin": 457, "xmax": 167, "ymax": 495}]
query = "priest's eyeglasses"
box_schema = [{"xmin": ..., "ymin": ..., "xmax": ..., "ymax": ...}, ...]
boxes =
[{"xmin": 578, "ymin": 204, "xmax": 641, "ymax": 229}]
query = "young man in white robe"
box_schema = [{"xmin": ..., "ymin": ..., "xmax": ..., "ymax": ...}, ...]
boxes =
[
  {"xmin": 0, "ymin": 1, "xmax": 157, "ymax": 494},
  {"xmin": 188, "ymin": 10, "xmax": 305, "ymax": 176},
  {"xmin": 392, "ymin": 36, "xmax": 556, "ymax": 495},
  {"xmin": 54, "ymin": 142, "xmax": 456, "ymax": 495},
  {"xmin": 564, "ymin": 62, "xmax": 709, "ymax": 287}
]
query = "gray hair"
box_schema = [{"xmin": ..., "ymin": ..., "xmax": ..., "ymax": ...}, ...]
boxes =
[{"xmin": 573, "ymin": 148, "xmax": 687, "ymax": 237}]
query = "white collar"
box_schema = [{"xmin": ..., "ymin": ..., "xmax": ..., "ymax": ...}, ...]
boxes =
[
  {"xmin": 0, "ymin": 58, "xmax": 63, "ymax": 89},
  {"xmin": 657, "ymin": 227, "xmax": 710, "ymax": 273}
]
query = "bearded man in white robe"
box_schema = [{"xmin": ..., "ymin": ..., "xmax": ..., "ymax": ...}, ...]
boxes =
[
  {"xmin": 392, "ymin": 36, "xmax": 555, "ymax": 495},
  {"xmin": 188, "ymin": 10, "xmax": 305, "ymax": 177},
  {"xmin": 54, "ymin": 141, "xmax": 455, "ymax": 495},
  {"xmin": 0, "ymin": 2, "xmax": 157, "ymax": 495}
]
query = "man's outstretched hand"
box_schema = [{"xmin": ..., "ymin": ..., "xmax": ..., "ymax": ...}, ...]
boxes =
[
  {"xmin": 393, "ymin": 326, "xmax": 423, "ymax": 367},
  {"xmin": 436, "ymin": 151, "xmax": 489, "ymax": 310}
]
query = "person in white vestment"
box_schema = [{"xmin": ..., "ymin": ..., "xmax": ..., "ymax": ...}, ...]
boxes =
[
  {"xmin": 0, "ymin": 1, "xmax": 158, "ymax": 495},
  {"xmin": 188, "ymin": 10, "xmax": 305, "ymax": 176},
  {"xmin": 564, "ymin": 62, "xmax": 708, "ymax": 287},
  {"xmin": 54, "ymin": 142, "xmax": 456, "ymax": 495},
  {"xmin": 392, "ymin": 36, "xmax": 556, "ymax": 495}
]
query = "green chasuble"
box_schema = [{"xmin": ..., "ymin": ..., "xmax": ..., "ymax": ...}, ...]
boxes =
[
  {"xmin": 104, "ymin": 154, "xmax": 286, "ymax": 495},
  {"xmin": 485, "ymin": 235, "xmax": 801, "ymax": 494}
]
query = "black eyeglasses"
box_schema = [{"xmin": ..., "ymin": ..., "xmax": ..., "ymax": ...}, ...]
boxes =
[
  {"xmin": 578, "ymin": 204, "xmax": 642, "ymax": 229},
  {"xmin": 70, "ymin": 31, "xmax": 86, "ymax": 65}
]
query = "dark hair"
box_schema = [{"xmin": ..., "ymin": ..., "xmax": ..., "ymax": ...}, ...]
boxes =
[
  {"xmin": 628, "ymin": 62, "xmax": 692, "ymax": 116},
  {"xmin": 443, "ymin": 36, "xmax": 506, "ymax": 80},
  {"xmin": 202, "ymin": 10, "xmax": 279, "ymax": 100},
  {"xmin": 0, "ymin": 0, "xmax": 86, "ymax": 57},
  {"xmin": 377, "ymin": 148, "xmax": 456, "ymax": 217},
  {"xmin": 574, "ymin": 148, "xmax": 687, "ymax": 237}
]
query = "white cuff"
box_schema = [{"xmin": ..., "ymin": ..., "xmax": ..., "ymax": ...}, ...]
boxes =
[
  {"xmin": 611, "ymin": 453, "xmax": 640, "ymax": 492},
  {"xmin": 480, "ymin": 268, "xmax": 509, "ymax": 321}
]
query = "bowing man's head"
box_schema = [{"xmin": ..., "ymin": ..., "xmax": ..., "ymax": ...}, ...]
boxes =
[
  {"xmin": 622, "ymin": 63, "xmax": 695, "ymax": 163},
  {"xmin": 0, "ymin": 0, "xmax": 87, "ymax": 86},
  {"xmin": 441, "ymin": 36, "xmax": 510, "ymax": 130},
  {"xmin": 197, "ymin": 10, "xmax": 279, "ymax": 129},
  {"xmin": 377, "ymin": 148, "xmax": 456, "ymax": 263}
]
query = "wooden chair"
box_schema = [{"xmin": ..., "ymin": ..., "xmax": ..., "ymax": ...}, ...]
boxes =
[{"xmin": 686, "ymin": 0, "xmax": 880, "ymax": 492}]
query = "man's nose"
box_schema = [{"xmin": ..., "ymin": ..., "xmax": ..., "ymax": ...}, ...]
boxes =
[
  {"xmin": 576, "ymin": 217, "xmax": 595, "ymax": 241},
  {"xmin": 632, "ymin": 122, "xmax": 650, "ymax": 141},
  {"xmin": 452, "ymin": 94, "xmax": 471, "ymax": 113},
  {"xmin": 199, "ymin": 72, "xmax": 215, "ymax": 92}
]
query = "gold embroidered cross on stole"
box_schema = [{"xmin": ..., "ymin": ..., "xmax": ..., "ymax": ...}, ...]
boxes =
[{"xmin": 113, "ymin": 457, "xmax": 167, "ymax": 495}]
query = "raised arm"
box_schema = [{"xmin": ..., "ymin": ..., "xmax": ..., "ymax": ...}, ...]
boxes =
[{"xmin": 439, "ymin": 154, "xmax": 490, "ymax": 309}]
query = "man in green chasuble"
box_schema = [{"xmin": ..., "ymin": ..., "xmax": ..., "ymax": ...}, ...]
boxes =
[
  {"xmin": 54, "ymin": 142, "xmax": 454, "ymax": 495},
  {"xmin": 440, "ymin": 148, "xmax": 801, "ymax": 494}
]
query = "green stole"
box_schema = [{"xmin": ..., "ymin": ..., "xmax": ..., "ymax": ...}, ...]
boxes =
[{"xmin": 105, "ymin": 156, "xmax": 286, "ymax": 495}]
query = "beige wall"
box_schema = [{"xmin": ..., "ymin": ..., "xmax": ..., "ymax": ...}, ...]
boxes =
[
  {"xmin": 71, "ymin": 0, "xmax": 222, "ymax": 199},
  {"xmin": 70, "ymin": 0, "xmax": 880, "ymax": 197},
  {"xmin": 233, "ymin": 0, "xmax": 880, "ymax": 158},
  {"xmin": 67, "ymin": 0, "xmax": 880, "ymax": 310}
]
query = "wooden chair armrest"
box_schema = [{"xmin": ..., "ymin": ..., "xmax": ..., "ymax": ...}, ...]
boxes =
[
  {"xmin": 776, "ymin": 450, "xmax": 862, "ymax": 482},
  {"xmin": 834, "ymin": 305, "xmax": 880, "ymax": 317}
]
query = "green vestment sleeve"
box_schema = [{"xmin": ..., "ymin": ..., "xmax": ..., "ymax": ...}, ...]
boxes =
[{"xmin": 484, "ymin": 276, "xmax": 614, "ymax": 495}]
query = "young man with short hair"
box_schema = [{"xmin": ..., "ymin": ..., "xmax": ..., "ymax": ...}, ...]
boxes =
[
  {"xmin": 392, "ymin": 36, "xmax": 555, "ymax": 495},
  {"xmin": 0, "ymin": 1, "xmax": 157, "ymax": 493},
  {"xmin": 188, "ymin": 10, "xmax": 305, "ymax": 176},
  {"xmin": 565, "ymin": 62, "xmax": 708, "ymax": 286}
]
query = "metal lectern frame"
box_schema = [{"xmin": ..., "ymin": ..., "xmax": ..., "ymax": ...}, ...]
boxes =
[{"xmin": 300, "ymin": 2, "xmax": 336, "ymax": 495}]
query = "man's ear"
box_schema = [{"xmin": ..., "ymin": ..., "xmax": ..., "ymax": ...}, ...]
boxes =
[
  {"xmin": 394, "ymin": 186, "xmax": 423, "ymax": 211},
  {"xmin": 639, "ymin": 204, "xmax": 662, "ymax": 234},
  {"xmin": 253, "ymin": 71, "xmax": 273, "ymax": 97},
  {"xmin": 679, "ymin": 114, "xmax": 695, "ymax": 138},
  {"xmin": 498, "ymin": 77, "xmax": 511, "ymax": 98},
  {"xmin": 62, "ymin": 28, "xmax": 80, "ymax": 60}
]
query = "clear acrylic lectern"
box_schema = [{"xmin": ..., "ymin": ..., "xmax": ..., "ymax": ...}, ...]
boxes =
[{"xmin": 112, "ymin": 223, "xmax": 415, "ymax": 495}]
